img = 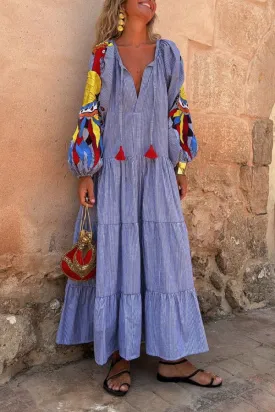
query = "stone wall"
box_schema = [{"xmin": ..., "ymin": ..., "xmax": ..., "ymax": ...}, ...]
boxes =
[
  {"xmin": 1, "ymin": 0, "xmax": 275, "ymax": 381},
  {"xmin": 157, "ymin": 0, "xmax": 275, "ymax": 317},
  {"xmin": 267, "ymin": 105, "xmax": 275, "ymax": 263}
]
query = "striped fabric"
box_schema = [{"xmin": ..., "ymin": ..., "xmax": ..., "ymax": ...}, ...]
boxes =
[{"xmin": 56, "ymin": 39, "xmax": 209, "ymax": 365}]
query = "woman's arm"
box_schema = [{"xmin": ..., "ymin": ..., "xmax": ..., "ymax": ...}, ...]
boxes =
[
  {"xmin": 68, "ymin": 46, "xmax": 107, "ymax": 179},
  {"xmin": 165, "ymin": 41, "xmax": 198, "ymax": 200},
  {"xmin": 169, "ymin": 83, "xmax": 198, "ymax": 167},
  {"xmin": 167, "ymin": 44, "xmax": 198, "ymax": 175},
  {"xmin": 68, "ymin": 42, "xmax": 109, "ymax": 206}
]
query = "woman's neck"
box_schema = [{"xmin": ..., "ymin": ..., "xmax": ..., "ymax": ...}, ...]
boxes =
[{"xmin": 116, "ymin": 19, "xmax": 150, "ymax": 47}]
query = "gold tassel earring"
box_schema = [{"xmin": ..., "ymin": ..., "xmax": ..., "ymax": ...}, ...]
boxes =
[{"xmin": 117, "ymin": 8, "xmax": 126, "ymax": 33}]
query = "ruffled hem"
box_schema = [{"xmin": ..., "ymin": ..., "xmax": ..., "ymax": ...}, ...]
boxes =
[
  {"xmin": 56, "ymin": 279, "xmax": 96, "ymax": 345},
  {"xmin": 56, "ymin": 284, "xmax": 208, "ymax": 365},
  {"xmin": 144, "ymin": 289, "xmax": 209, "ymax": 360}
]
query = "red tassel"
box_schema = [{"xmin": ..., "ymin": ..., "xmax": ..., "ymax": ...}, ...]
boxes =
[
  {"xmin": 144, "ymin": 144, "xmax": 158, "ymax": 159},
  {"xmin": 115, "ymin": 145, "xmax": 126, "ymax": 161}
]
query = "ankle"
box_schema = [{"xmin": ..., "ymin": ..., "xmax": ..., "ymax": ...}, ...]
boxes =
[
  {"xmin": 111, "ymin": 352, "xmax": 130, "ymax": 366},
  {"xmin": 111, "ymin": 351, "xmax": 121, "ymax": 362},
  {"xmin": 160, "ymin": 357, "xmax": 187, "ymax": 364}
]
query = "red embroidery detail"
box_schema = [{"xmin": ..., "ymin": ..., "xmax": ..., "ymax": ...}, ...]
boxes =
[
  {"xmin": 144, "ymin": 144, "xmax": 158, "ymax": 159},
  {"xmin": 92, "ymin": 42, "xmax": 109, "ymax": 76},
  {"xmin": 73, "ymin": 147, "xmax": 80, "ymax": 165},
  {"xmin": 183, "ymin": 115, "xmax": 189, "ymax": 143},
  {"xmin": 115, "ymin": 145, "xmax": 126, "ymax": 161},
  {"xmin": 88, "ymin": 120, "xmax": 100, "ymax": 167},
  {"xmin": 169, "ymin": 108, "xmax": 177, "ymax": 118}
]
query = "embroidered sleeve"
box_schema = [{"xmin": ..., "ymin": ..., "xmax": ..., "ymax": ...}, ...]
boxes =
[
  {"xmin": 167, "ymin": 48, "xmax": 198, "ymax": 170},
  {"xmin": 169, "ymin": 83, "xmax": 198, "ymax": 163},
  {"xmin": 68, "ymin": 42, "xmax": 109, "ymax": 178}
]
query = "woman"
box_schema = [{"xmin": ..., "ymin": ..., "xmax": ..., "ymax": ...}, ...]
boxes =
[{"xmin": 57, "ymin": 0, "xmax": 223, "ymax": 396}]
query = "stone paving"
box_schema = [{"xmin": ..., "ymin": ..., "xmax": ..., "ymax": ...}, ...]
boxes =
[{"xmin": 2, "ymin": 308, "xmax": 275, "ymax": 412}]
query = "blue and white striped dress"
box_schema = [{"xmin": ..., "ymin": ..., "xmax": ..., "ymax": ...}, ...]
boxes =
[{"xmin": 56, "ymin": 38, "xmax": 209, "ymax": 365}]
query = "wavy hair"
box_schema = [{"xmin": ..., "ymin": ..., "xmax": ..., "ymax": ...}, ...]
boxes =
[{"xmin": 93, "ymin": 0, "xmax": 160, "ymax": 48}]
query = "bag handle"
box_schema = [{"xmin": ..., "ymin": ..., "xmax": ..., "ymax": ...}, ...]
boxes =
[{"xmin": 80, "ymin": 205, "xmax": 92, "ymax": 232}]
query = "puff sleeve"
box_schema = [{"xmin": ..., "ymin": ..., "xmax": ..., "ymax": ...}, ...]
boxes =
[
  {"xmin": 68, "ymin": 51, "xmax": 104, "ymax": 178},
  {"xmin": 167, "ymin": 42, "xmax": 198, "ymax": 171}
]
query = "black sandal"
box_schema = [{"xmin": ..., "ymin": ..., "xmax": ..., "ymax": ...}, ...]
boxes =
[
  {"xmin": 157, "ymin": 359, "xmax": 222, "ymax": 388},
  {"xmin": 103, "ymin": 357, "xmax": 131, "ymax": 397}
]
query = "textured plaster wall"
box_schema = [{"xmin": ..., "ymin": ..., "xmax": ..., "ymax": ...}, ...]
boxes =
[
  {"xmin": 0, "ymin": 0, "xmax": 103, "ymax": 382},
  {"xmin": 267, "ymin": 105, "xmax": 275, "ymax": 263},
  {"xmin": 0, "ymin": 0, "xmax": 275, "ymax": 381}
]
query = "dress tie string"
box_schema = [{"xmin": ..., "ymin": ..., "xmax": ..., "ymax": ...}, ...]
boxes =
[
  {"xmin": 115, "ymin": 40, "xmax": 158, "ymax": 161},
  {"xmin": 115, "ymin": 64, "xmax": 126, "ymax": 161},
  {"xmin": 144, "ymin": 68, "xmax": 158, "ymax": 159}
]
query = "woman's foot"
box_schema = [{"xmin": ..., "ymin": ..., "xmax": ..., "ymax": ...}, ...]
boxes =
[
  {"xmin": 105, "ymin": 352, "xmax": 131, "ymax": 393},
  {"xmin": 158, "ymin": 357, "xmax": 222, "ymax": 387}
]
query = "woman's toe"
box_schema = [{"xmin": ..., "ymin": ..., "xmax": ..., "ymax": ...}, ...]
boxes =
[
  {"xmin": 213, "ymin": 375, "xmax": 222, "ymax": 385},
  {"xmin": 120, "ymin": 384, "xmax": 129, "ymax": 392}
]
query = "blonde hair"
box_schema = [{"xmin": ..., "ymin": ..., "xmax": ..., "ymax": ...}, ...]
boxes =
[{"xmin": 93, "ymin": 0, "xmax": 160, "ymax": 48}]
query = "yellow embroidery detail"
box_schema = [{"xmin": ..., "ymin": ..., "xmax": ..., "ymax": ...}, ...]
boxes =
[
  {"xmin": 93, "ymin": 115, "xmax": 101, "ymax": 147},
  {"xmin": 72, "ymin": 125, "xmax": 79, "ymax": 142},
  {"xmin": 83, "ymin": 71, "xmax": 101, "ymax": 106},
  {"xmin": 179, "ymin": 85, "xmax": 187, "ymax": 100}
]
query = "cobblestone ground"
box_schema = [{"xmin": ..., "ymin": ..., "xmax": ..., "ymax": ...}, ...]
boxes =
[{"xmin": 2, "ymin": 308, "xmax": 275, "ymax": 412}]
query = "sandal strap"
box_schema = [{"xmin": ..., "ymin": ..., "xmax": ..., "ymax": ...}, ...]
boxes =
[
  {"xmin": 110, "ymin": 355, "xmax": 123, "ymax": 367},
  {"xmin": 159, "ymin": 358, "xmax": 188, "ymax": 366},
  {"xmin": 209, "ymin": 377, "xmax": 215, "ymax": 386},
  {"xmin": 108, "ymin": 356, "xmax": 125, "ymax": 372},
  {"xmin": 185, "ymin": 369, "xmax": 217, "ymax": 386},
  {"xmin": 106, "ymin": 369, "xmax": 130, "ymax": 383},
  {"xmin": 185, "ymin": 368, "xmax": 204, "ymax": 380}
]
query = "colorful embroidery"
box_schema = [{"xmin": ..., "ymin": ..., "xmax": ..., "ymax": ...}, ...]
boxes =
[
  {"xmin": 69, "ymin": 41, "xmax": 113, "ymax": 176},
  {"xmin": 169, "ymin": 85, "xmax": 198, "ymax": 162}
]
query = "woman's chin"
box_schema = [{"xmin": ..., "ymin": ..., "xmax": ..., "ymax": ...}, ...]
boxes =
[{"xmin": 137, "ymin": 5, "xmax": 154, "ymax": 18}]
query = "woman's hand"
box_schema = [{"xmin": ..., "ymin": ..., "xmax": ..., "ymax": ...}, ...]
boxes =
[
  {"xmin": 176, "ymin": 174, "xmax": 188, "ymax": 200},
  {"xmin": 78, "ymin": 176, "xmax": 95, "ymax": 208}
]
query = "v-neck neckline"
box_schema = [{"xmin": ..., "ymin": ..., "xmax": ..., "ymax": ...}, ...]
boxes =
[{"xmin": 112, "ymin": 38, "xmax": 161, "ymax": 100}]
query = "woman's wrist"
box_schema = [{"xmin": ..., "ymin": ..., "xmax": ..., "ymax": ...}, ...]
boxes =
[{"xmin": 78, "ymin": 175, "xmax": 94, "ymax": 180}]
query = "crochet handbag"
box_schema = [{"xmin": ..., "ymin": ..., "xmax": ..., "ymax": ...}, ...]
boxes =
[{"xmin": 60, "ymin": 206, "xmax": 96, "ymax": 281}]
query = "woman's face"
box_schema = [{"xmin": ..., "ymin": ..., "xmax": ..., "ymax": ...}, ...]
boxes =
[{"xmin": 123, "ymin": 0, "xmax": 157, "ymax": 23}]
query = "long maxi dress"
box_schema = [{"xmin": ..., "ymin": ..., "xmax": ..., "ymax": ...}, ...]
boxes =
[{"xmin": 56, "ymin": 38, "xmax": 209, "ymax": 366}]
